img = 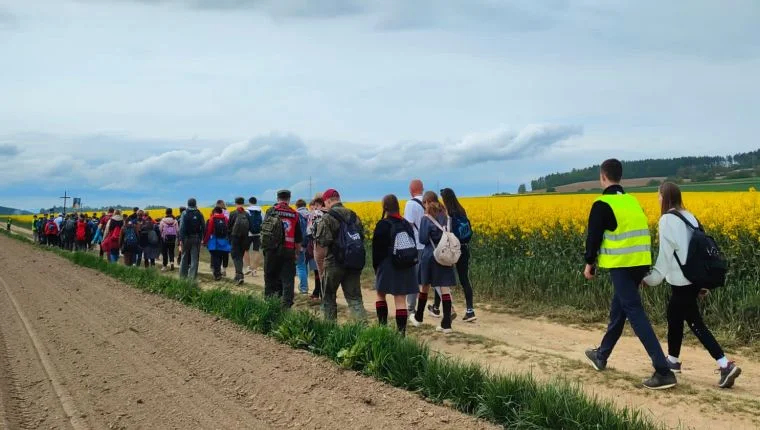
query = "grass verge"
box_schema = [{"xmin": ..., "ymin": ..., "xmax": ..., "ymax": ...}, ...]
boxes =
[{"xmin": 1, "ymin": 230, "xmax": 661, "ymax": 429}]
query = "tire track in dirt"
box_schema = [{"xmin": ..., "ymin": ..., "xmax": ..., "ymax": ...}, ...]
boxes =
[
  {"xmin": 0, "ymin": 274, "xmax": 88, "ymax": 429},
  {"xmin": 0, "ymin": 234, "xmax": 496, "ymax": 429}
]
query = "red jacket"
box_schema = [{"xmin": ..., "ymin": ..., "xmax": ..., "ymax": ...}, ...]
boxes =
[{"xmin": 203, "ymin": 213, "xmax": 229, "ymax": 244}]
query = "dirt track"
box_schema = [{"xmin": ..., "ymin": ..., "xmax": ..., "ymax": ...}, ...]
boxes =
[{"xmin": 0, "ymin": 234, "xmax": 495, "ymax": 429}]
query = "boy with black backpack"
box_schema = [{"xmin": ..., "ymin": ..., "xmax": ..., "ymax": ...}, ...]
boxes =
[
  {"xmin": 314, "ymin": 188, "xmax": 367, "ymax": 321},
  {"xmin": 179, "ymin": 198, "xmax": 205, "ymax": 281},
  {"xmin": 261, "ymin": 190, "xmax": 303, "ymax": 309},
  {"xmin": 228, "ymin": 197, "xmax": 252, "ymax": 285}
]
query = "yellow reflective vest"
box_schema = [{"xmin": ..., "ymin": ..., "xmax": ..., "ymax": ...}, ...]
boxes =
[{"xmin": 595, "ymin": 194, "xmax": 652, "ymax": 269}]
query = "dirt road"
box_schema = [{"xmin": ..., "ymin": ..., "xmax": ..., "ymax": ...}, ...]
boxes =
[{"xmin": 0, "ymin": 234, "xmax": 495, "ymax": 429}]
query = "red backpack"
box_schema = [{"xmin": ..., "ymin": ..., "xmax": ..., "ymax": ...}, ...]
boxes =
[
  {"xmin": 76, "ymin": 220, "xmax": 87, "ymax": 241},
  {"xmin": 45, "ymin": 220, "xmax": 59, "ymax": 235}
]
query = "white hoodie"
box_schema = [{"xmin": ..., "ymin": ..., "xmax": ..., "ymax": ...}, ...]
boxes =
[{"xmin": 644, "ymin": 210, "xmax": 699, "ymax": 287}]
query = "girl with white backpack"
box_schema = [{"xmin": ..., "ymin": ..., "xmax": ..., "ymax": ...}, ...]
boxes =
[{"xmin": 409, "ymin": 191, "xmax": 460, "ymax": 333}]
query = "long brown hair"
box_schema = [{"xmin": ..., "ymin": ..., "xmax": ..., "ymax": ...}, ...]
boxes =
[
  {"xmin": 422, "ymin": 191, "xmax": 444, "ymax": 217},
  {"xmin": 440, "ymin": 187, "xmax": 467, "ymax": 217},
  {"xmin": 381, "ymin": 194, "xmax": 400, "ymax": 219},
  {"xmin": 659, "ymin": 182, "xmax": 685, "ymax": 215}
]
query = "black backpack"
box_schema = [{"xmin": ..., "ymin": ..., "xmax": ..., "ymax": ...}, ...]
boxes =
[
  {"xmin": 213, "ymin": 217, "xmax": 228, "ymax": 239},
  {"xmin": 261, "ymin": 207, "xmax": 285, "ymax": 252},
  {"xmin": 328, "ymin": 209, "xmax": 365, "ymax": 271},
  {"xmin": 390, "ymin": 219, "xmax": 418, "ymax": 269},
  {"xmin": 669, "ymin": 211, "xmax": 728, "ymax": 290},
  {"xmin": 183, "ymin": 210, "xmax": 204, "ymax": 236}
]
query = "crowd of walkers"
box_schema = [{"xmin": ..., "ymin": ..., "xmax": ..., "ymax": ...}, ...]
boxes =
[{"xmin": 23, "ymin": 165, "xmax": 741, "ymax": 390}]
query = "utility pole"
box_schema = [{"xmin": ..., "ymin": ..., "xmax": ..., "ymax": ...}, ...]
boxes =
[{"xmin": 59, "ymin": 190, "xmax": 71, "ymax": 215}]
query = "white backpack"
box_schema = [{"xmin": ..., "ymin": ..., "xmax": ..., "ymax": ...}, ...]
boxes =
[{"xmin": 425, "ymin": 215, "xmax": 461, "ymax": 267}]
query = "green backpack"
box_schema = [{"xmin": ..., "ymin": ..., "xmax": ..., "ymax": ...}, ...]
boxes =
[{"xmin": 260, "ymin": 207, "xmax": 285, "ymax": 252}]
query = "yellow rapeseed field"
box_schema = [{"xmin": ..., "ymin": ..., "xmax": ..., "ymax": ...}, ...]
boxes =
[{"xmin": 8, "ymin": 191, "xmax": 759, "ymax": 239}]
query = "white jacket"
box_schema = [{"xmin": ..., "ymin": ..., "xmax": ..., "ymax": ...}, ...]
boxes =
[{"xmin": 643, "ymin": 210, "xmax": 698, "ymax": 287}]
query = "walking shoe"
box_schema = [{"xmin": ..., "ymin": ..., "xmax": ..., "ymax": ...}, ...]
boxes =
[
  {"xmin": 408, "ymin": 314, "xmax": 422, "ymax": 327},
  {"xmin": 252, "ymin": 269, "xmax": 258, "ymax": 277},
  {"xmin": 170, "ymin": 264, "xmax": 175, "ymax": 271},
  {"xmin": 643, "ymin": 371, "xmax": 677, "ymax": 390},
  {"xmin": 161, "ymin": 266, "xmax": 167, "ymax": 272},
  {"xmin": 427, "ymin": 305, "xmax": 441, "ymax": 318},
  {"xmin": 668, "ymin": 360, "xmax": 682, "ymax": 373},
  {"xmin": 584, "ymin": 348, "xmax": 607, "ymax": 371},
  {"xmin": 451, "ymin": 311, "xmax": 458, "ymax": 321},
  {"xmin": 245, "ymin": 267, "xmax": 253, "ymax": 275},
  {"xmin": 221, "ymin": 269, "xmax": 227, "ymax": 277},
  {"xmin": 718, "ymin": 362, "xmax": 741, "ymax": 388},
  {"xmin": 213, "ymin": 275, "xmax": 222, "ymax": 281},
  {"xmin": 462, "ymin": 311, "xmax": 477, "ymax": 322},
  {"xmin": 236, "ymin": 278, "xmax": 244, "ymax": 286},
  {"xmin": 436, "ymin": 325, "xmax": 453, "ymax": 334}
]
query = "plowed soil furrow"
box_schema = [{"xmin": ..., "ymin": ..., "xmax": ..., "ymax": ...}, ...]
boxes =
[{"xmin": 0, "ymin": 235, "xmax": 495, "ymax": 429}]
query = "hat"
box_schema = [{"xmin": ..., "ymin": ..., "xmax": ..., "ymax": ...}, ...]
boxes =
[
  {"xmin": 322, "ymin": 189, "xmax": 340, "ymax": 200},
  {"xmin": 276, "ymin": 189, "xmax": 291, "ymax": 199}
]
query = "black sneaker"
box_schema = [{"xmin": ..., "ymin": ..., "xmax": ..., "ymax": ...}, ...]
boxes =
[
  {"xmin": 462, "ymin": 311, "xmax": 477, "ymax": 322},
  {"xmin": 236, "ymin": 278, "xmax": 244, "ymax": 286},
  {"xmin": 427, "ymin": 305, "xmax": 441, "ymax": 318},
  {"xmin": 718, "ymin": 362, "xmax": 741, "ymax": 389},
  {"xmin": 643, "ymin": 371, "xmax": 677, "ymax": 390},
  {"xmin": 585, "ymin": 348, "xmax": 607, "ymax": 371},
  {"xmin": 668, "ymin": 360, "xmax": 682, "ymax": 373}
]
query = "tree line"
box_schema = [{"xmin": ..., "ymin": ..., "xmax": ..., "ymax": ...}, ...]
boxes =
[{"xmin": 530, "ymin": 149, "xmax": 760, "ymax": 190}]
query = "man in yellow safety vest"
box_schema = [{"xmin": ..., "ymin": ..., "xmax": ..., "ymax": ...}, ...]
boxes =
[{"xmin": 583, "ymin": 159, "xmax": 677, "ymax": 390}]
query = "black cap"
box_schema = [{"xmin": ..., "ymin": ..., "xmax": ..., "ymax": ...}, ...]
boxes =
[{"xmin": 276, "ymin": 190, "xmax": 291, "ymax": 200}]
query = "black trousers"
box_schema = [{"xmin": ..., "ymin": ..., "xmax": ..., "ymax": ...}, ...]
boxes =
[
  {"xmin": 162, "ymin": 240, "xmax": 176, "ymax": 267},
  {"xmin": 667, "ymin": 285, "xmax": 724, "ymax": 360},
  {"xmin": 264, "ymin": 251, "xmax": 296, "ymax": 309}
]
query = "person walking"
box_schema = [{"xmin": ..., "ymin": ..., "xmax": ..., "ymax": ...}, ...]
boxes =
[
  {"xmin": 409, "ymin": 191, "xmax": 457, "ymax": 334},
  {"xmin": 261, "ymin": 190, "xmax": 303, "ymax": 309},
  {"xmin": 176, "ymin": 206, "xmax": 186, "ymax": 265},
  {"xmin": 307, "ymin": 196, "xmax": 326, "ymax": 301},
  {"xmin": 642, "ymin": 182, "xmax": 741, "ymax": 388},
  {"xmin": 140, "ymin": 215, "xmax": 160, "ymax": 268},
  {"xmin": 159, "ymin": 208, "xmax": 178, "ymax": 271},
  {"xmin": 102, "ymin": 210, "xmax": 124, "ymax": 263},
  {"xmin": 404, "ymin": 179, "xmax": 426, "ymax": 315},
  {"xmin": 120, "ymin": 219, "xmax": 140, "ymax": 266},
  {"xmin": 583, "ymin": 159, "xmax": 677, "ymax": 390},
  {"xmin": 430, "ymin": 188, "xmax": 476, "ymax": 322},
  {"xmin": 372, "ymin": 194, "xmax": 419, "ymax": 335},
  {"xmin": 244, "ymin": 197, "xmax": 263, "ymax": 277},
  {"xmin": 315, "ymin": 188, "xmax": 366, "ymax": 321},
  {"xmin": 97, "ymin": 208, "xmax": 114, "ymax": 259},
  {"xmin": 295, "ymin": 199, "xmax": 311, "ymax": 295},
  {"xmin": 62, "ymin": 214, "xmax": 76, "ymax": 251},
  {"xmin": 204, "ymin": 206, "xmax": 232, "ymax": 281},
  {"xmin": 179, "ymin": 198, "xmax": 205, "ymax": 281},
  {"xmin": 44, "ymin": 215, "xmax": 60, "ymax": 247},
  {"xmin": 228, "ymin": 197, "xmax": 252, "ymax": 285},
  {"xmin": 75, "ymin": 214, "xmax": 88, "ymax": 251}
]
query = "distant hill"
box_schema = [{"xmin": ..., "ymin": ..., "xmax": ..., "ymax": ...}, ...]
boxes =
[
  {"xmin": 0, "ymin": 206, "xmax": 33, "ymax": 215},
  {"xmin": 531, "ymin": 149, "xmax": 760, "ymax": 191}
]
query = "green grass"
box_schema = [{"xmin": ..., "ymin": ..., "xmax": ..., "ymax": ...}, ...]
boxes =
[{"xmin": 0, "ymin": 229, "xmax": 661, "ymax": 430}]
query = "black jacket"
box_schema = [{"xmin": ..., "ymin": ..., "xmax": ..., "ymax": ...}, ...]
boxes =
[{"xmin": 584, "ymin": 185, "xmax": 623, "ymax": 265}]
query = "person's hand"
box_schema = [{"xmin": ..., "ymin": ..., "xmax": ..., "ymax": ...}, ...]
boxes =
[
  {"xmin": 583, "ymin": 264, "xmax": 595, "ymax": 280},
  {"xmin": 699, "ymin": 288, "xmax": 711, "ymax": 299}
]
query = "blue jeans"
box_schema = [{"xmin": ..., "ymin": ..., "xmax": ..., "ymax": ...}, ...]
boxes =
[
  {"xmin": 296, "ymin": 250, "xmax": 309, "ymax": 293},
  {"xmin": 598, "ymin": 268, "xmax": 670, "ymax": 375},
  {"xmin": 109, "ymin": 249, "xmax": 119, "ymax": 263}
]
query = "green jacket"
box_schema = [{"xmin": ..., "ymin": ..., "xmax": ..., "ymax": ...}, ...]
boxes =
[{"xmin": 314, "ymin": 203, "xmax": 363, "ymax": 266}]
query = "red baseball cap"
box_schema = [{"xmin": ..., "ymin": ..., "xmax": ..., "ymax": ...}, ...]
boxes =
[{"xmin": 322, "ymin": 189, "xmax": 340, "ymax": 200}]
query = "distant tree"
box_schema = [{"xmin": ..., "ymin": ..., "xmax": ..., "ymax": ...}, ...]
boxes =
[
  {"xmin": 646, "ymin": 179, "xmax": 662, "ymax": 187},
  {"xmin": 546, "ymin": 187, "xmax": 557, "ymax": 193},
  {"xmin": 518, "ymin": 184, "xmax": 527, "ymax": 194}
]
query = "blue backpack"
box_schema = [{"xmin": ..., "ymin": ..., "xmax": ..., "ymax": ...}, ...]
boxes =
[
  {"xmin": 248, "ymin": 209, "xmax": 263, "ymax": 235},
  {"xmin": 124, "ymin": 225, "xmax": 139, "ymax": 250},
  {"xmin": 451, "ymin": 214, "xmax": 473, "ymax": 244}
]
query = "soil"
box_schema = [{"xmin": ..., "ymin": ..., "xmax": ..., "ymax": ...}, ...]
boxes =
[
  {"xmin": 0, "ymin": 234, "xmax": 495, "ymax": 430},
  {"xmin": 7, "ymin": 227, "xmax": 760, "ymax": 429}
]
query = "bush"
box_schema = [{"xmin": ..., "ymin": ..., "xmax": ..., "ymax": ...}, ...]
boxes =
[
  {"xmin": 646, "ymin": 179, "xmax": 661, "ymax": 187},
  {"xmin": 726, "ymin": 170, "xmax": 753, "ymax": 180}
]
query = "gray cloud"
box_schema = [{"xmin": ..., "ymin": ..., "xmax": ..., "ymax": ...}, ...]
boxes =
[
  {"xmin": 0, "ymin": 144, "xmax": 20, "ymax": 157},
  {"xmin": 0, "ymin": 7, "xmax": 18, "ymax": 30}
]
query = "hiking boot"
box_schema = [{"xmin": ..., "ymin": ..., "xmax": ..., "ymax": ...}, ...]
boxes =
[
  {"xmin": 668, "ymin": 360, "xmax": 682, "ymax": 373},
  {"xmin": 718, "ymin": 362, "xmax": 741, "ymax": 388},
  {"xmin": 427, "ymin": 305, "xmax": 441, "ymax": 318},
  {"xmin": 643, "ymin": 371, "xmax": 677, "ymax": 390},
  {"xmin": 462, "ymin": 311, "xmax": 477, "ymax": 322},
  {"xmin": 408, "ymin": 314, "xmax": 422, "ymax": 327},
  {"xmin": 585, "ymin": 348, "xmax": 607, "ymax": 371},
  {"xmin": 436, "ymin": 325, "xmax": 453, "ymax": 334}
]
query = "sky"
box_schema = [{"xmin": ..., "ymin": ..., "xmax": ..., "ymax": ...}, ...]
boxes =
[{"xmin": 1, "ymin": 0, "xmax": 759, "ymax": 211}]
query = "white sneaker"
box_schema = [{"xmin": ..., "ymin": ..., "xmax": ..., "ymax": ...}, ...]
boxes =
[
  {"xmin": 436, "ymin": 325, "xmax": 453, "ymax": 334},
  {"xmin": 161, "ymin": 266, "xmax": 167, "ymax": 272},
  {"xmin": 408, "ymin": 314, "xmax": 422, "ymax": 327},
  {"xmin": 245, "ymin": 267, "xmax": 253, "ymax": 275}
]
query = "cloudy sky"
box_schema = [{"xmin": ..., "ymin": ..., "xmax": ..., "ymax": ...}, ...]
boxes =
[{"xmin": 1, "ymin": 0, "xmax": 759, "ymax": 210}]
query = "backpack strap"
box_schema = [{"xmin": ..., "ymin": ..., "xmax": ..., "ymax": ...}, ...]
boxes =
[
  {"xmin": 412, "ymin": 198, "xmax": 424, "ymax": 209},
  {"xmin": 667, "ymin": 210, "xmax": 702, "ymax": 231},
  {"xmin": 425, "ymin": 214, "xmax": 448, "ymax": 232},
  {"xmin": 328, "ymin": 208, "xmax": 346, "ymax": 224}
]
